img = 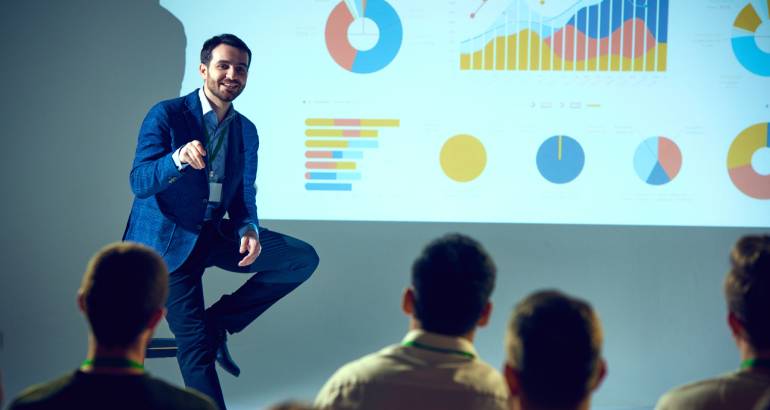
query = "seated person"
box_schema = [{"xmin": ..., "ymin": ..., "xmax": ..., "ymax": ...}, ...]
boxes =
[
  {"xmin": 656, "ymin": 234, "xmax": 770, "ymax": 410},
  {"xmin": 504, "ymin": 290, "xmax": 606, "ymax": 410},
  {"xmin": 315, "ymin": 233, "xmax": 509, "ymax": 410},
  {"xmin": 9, "ymin": 242, "xmax": 217, "ymax": 410}
]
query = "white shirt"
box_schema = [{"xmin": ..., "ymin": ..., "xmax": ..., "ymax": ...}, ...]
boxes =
[{"xmin": 315, "ymin": 329, "xmax": 509, "ymax": 410}]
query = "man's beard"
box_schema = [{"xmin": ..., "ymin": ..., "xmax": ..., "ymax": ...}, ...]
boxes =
[{"xmin": 206, "ymin": 77, "xmax": 243, "ymax": 102}]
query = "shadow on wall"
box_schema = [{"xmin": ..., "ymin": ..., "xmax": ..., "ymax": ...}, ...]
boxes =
[{"xmin": 0, "ymin": 0, "xmax": 184, "ymax": 400}]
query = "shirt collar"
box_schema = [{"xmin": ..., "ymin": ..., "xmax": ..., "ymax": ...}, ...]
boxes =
[
  {"xmin": 198, "ymin": 87, "xmax": 236, "ymax": 124},
  {"xmin": 402, "ymin": 329, "xmax": 478, "ymax": 358}
]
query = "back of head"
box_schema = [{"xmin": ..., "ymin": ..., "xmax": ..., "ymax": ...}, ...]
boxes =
[
  {"xmin": 411, "ymin": 233, "xmax": 496, "ymax": 336},
  {"xmin": 506, "ymin": 290, "xmax": 603, "ymax": 409},
  {"xmin": 80, "ymin": 242, "xmax": 168, "ymax": 347},
  {"xmin": 725, "ymin": 234, "xmax": 770, "ymax": 351}
]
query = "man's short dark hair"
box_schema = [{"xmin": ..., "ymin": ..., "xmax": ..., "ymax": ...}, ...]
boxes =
[
  {"xmin": 506, "ymin": 290, "xmax": 603, "ymax": 408},
  {"xmin": 200, "ymin": 33, "xmax": 252, "ymax": 67},
  {"xmin": 411, "ymin": 233, "xmax": 496, "ymax": 336},
  {"xmin": 725, "ymin": 234, "xmax": 770, "ymax": 350},
  {"xmin": 80, "ymin": 242, "xmax": 168, "ymax": 347}
]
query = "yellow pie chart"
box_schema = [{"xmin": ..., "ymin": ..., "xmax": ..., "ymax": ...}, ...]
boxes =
[{"xmin": 440, "ymin": 134, "xmax": 487, "ymax": 182}]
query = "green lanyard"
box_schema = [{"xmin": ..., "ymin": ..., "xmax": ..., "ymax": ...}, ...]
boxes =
[
  {"xmin": 82, "ymin": 357, "xmax": 144, "ymax": 371},
  {"xmin": 402, "ymin": 340, "xmax": 475, "ymax": 359},
  {"xmin": 202, "ymin": 121, "xmax": 229, "ymax": 166},
  {"xmin": 740, "ymin": 358, "xmax": 770, "ymax": 370}
]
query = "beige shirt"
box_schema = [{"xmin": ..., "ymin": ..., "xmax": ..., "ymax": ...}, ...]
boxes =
[
  {"xmin": 655, "ymin": 369, "xmax": 770, "ymax": 410},
  {"xmin": 315, "ymin": 330, "xmax": 509, "ymax": 410}
]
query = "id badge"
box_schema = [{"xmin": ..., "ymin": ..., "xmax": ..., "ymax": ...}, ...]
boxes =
[{"xmin": 209, "ymin": 182, "xmax": 223, "ymax": 202}]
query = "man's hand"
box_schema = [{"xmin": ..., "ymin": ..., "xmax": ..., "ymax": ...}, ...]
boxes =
[
  {"xmin": 179, "ymin": 140, "xmax": 207, "ymax": 170},
  {"xmin": 238, "ymin": 231, "xmax": 261, "ymax": 267}
]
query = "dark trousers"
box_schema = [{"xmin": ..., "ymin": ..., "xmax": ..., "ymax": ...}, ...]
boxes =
[{"xmin": 165, "ymin": 220, "xmax": 319, "ymax": 410}]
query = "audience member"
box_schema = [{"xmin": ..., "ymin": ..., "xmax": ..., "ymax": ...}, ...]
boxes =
[
  {"xmin": 315, "ymin": 233, "xmax": 509, "ymax": 409},
  {"xmin": 9, "ymin": 242, "xmax": 217, "ymax": 410},
  {"xmin": 656, "ymin": 234, "xmax": 770, "ymax": 410},
  {"xmin": 504, "ymin": 290, "xmax": 606, "ymax": 410}
]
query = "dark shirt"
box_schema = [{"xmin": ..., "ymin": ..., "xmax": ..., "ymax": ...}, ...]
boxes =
[{"xmin": 10, "ymin": 370, "xmax": 218, "ymax": 410}]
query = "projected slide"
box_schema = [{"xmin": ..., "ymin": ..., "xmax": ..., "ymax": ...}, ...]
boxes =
[
  {"xmin": 325, "ymin": 0, "xmax": 403, "ymax": 73},
  {"xmin": 732, "ymin": 1, "xmax": 770, "ymax": 76},
  {"xmin": 460, "ymin": 0, "xmax": 669, "ymax": 72},
  {"xmin": 161, "ymin": 0, "xmax": 770, "ymax": 227},
  {"xmin": 633, "ymin": 137, "xmax": 682, "ymax": 185},
  {"xmin": 728, "ymin": 123, "xmax": 770, "ymax": 199},
  {"xmin": 536, "ymin": 135, "xmax": 585, "ymax": 184}
]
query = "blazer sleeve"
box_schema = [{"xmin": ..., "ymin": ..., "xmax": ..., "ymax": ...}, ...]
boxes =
[
  {"xmin": 129, "ymin": 102, "xmax": 184, "ymax": 199},
  {"xmin": 229, "ymin": 119, "xmax": 260, "ymax": 236}
]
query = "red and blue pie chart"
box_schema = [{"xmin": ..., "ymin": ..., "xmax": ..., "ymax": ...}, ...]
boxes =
[
  {"xmin": 325, "ymin": 0, "xmax": 403, "ymax": 74},
  {"xmin": 633, "ymin": 137, "xmax": 682, "ymax": 185}
]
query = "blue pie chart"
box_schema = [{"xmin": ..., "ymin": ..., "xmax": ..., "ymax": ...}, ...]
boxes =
[{"xmin": 536, "ymin": 135, "xmax": 585, "ymax": 184}]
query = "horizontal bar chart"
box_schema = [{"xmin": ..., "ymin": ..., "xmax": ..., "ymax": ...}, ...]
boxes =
[{"xmin": 304, "ymin": 117, "xmax": 399, "ymax": 191}]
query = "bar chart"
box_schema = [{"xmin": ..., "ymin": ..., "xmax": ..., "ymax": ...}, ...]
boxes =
[
  {"xmin": 460, "ymin": 0, "xmax": 669, "ymax": 72},
  {"xmin": 304, "ymin": 118, "xmax": 400, "ymax": 191}
]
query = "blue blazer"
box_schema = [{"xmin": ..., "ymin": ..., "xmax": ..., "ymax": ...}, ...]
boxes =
[{"xmin": 123, "ymin": 89, "xmax": 259, "ymax": 272}]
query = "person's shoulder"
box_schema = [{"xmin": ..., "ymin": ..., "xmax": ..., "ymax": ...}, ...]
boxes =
[
  {"xmin": 9, "ymin": 373, "xmax": 76, "ymax": 409},
  {"xmin": 147, "ymin": 90, "xmax": 196, "ymax": 117},
  {"xmin": 655, "ymin": 372, "xmax": 755, "ymax": 410},
  {"xmin": 143, "ymin": 374, "xmax": 218, "ymax": 410}
]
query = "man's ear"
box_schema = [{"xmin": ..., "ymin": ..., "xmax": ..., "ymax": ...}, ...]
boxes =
[
  {"xmin": 728, "ymin": 312, "xmax": 745, "ymax": 339},
  {"xmin": 402, "ymin": 288, "xmax": 415, "ymax": 315},
  {"xmin": 199, "ymin": 63, "xmax": 208, "ymax": 80},
  {"xmin": 590, "ymin": 358, "xmax": 608, "ymax": 392},
  {"xmin": 77, "ymin": 290, "xmax": 86, "ymax": 314},
  {"xmin": 504, "ymin": 363, "xmax": 521, "ymax": 396},
  {"xmin": 146, "ymin": 308, "xmax": 165, "ymax": 332},
  {"xmin": 477, "ymin": 302, "xmax": 493, "ymax": 327}
]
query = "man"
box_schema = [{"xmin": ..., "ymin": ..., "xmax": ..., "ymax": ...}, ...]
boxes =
[
  {"xmin": 315, "ymin": 233, "xmax": 509, "ymax": 410},
  {"xmin": 9, "ymin": 242, "xmax": 217, "ymax": 410},
  {"xmin": 655, "ymin": 234, "xmax": 770, "ymax": 410},
  {"xmin": 504, "ymin": 290, "xmax": 606, "ymax": 410},
  {"xmin": 123, "ymin": 34, "xmax": 319, "ymax": 409}
]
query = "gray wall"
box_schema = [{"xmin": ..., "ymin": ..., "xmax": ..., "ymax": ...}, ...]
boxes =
[{"xmin": 0, "ymin": 1, "xmax": 764, "ymax": 409}]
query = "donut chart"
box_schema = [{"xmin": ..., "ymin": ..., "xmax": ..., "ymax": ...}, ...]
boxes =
[
  {"xmin": 536, "ymin": 135, "xmax": 585, "ymax": 184},
  {"xmin": 728, "ymin": 123, "xmax": 770, "ymax": 199},
  {"xmin": 325, "ymin": 0, "xmax": 403, "ymax": 74},
  {"xmin": 731, "ymin": 2, "xmax": 770, "ymax": 76},
  {"xmin": 633, "ymin": 137, "xmax": 682, "ymax": 185}
]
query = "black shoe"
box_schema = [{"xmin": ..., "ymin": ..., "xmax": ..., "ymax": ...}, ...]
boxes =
[
  {"xmin": 146, "ymin": 338, "xmax": 178, "ymax": 358},
  {"xmin": 215, "ymin": 330, "xmax": 241, "ymax": 377}
]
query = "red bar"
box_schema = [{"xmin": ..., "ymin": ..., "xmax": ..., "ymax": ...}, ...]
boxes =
[
  {"xmin": 306, "ymin": 151, "xmax": 333, "ymax": 158},
  {"xmin": 306, "ymin": 161, "xmax": 336, "ymax": 169},
  {"xmin": 334, "ymin": 119, "xmax": 361, "ymax": 126}
]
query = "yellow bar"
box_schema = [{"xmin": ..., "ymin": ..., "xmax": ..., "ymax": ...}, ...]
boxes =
[
  {"xmin": 610, "ymin": 53, "xmax": 620, "ymax": 71},
  {"xmin": 495, "ymin": 36, "xmax": 506, "ymax": 70},
  {"xmin": 335, "ymin": 162, "xmax": 357, "ymax": 170},
  {"xmin": 541, "ymin": 37, "xmax": 552, "ymax": 70},
  {"xmin": 518, "ymin": 30, "xmax": 529, "ymax": 70},
  {"xmin": 734, "ymin": 4, "xmax": 761, "ymax": 32},
  {"xmin": 530, "ymin": 30, "xmax": 541, "ymax": 70},
  {"xmin": 305, "ymin": 129, "xmax": 378, "ymax": 137},
  {"xmin": 553, "ymin": 49, "xmax": 563, "ymax": 71},
  {"xmin": 588, "ymin": 54, "xmax": 598, "ymax": 71},
  {"xmin": 305, "ymin": 119, "xmax": 335, "ymax": 126},
  {"xmin": 599, "ymin": 53, "xmax": 609, "ymax": 71},
  {"xmin": 507, "ymin": 34, "xmax": 517, "ymax": 70},
  {"xmin": 558, "ymin": 136, "xmax": 563, "ymax": 161},
  {"xmin": 657, "ymin": 43, "xmax": 667, "ymax": 71},
  {"xmin": 622, "ymin": 55, "xmax": 631, "ymax": 71},
  {"xmin": 645, "ymin": 45, "xmax": 655, "ymax": 71},
  {"xmin": 484, "ymin": 39, "xmax": 494, "ymax": 70},
  {"xmin": 305, "ymin": 140, "xmax": 349, "ymax": 148},
  {"xmin": 460, "ymin": 53, "xmax": 471, "ymax": 70},
  {"xmin": 360, "ymin": 119, "xmax": 399, "ymax": 127},
  {"xmin": 472, "ymin": 50, "xmax": 482, "ymax": 70}
]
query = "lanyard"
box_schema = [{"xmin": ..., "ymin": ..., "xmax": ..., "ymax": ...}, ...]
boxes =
[
  {"xmin": 402, "ymin": 340, "xmax": 475, "ymax": 359},
  {"xmin": 740, "ymin": 358, "xmax": 770, "ymax": 370},
  {"xmin": 82, "ymin": 357, "xmax": 144, "ymax": 371},
  {"xmin": 202, "ymin": 118, "xmax": 230, "ymax": 166}
]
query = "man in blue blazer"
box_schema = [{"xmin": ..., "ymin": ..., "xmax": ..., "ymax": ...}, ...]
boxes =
[{"xmin": 124, "ymin": 34, "xmax": 319, "ymax": 410}]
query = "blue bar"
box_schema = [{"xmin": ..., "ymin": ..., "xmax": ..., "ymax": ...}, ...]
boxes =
[
  {"xmin": 305, "ymin": 183, "xmax": 352, "ymax": 191},
  {"xmin": 306, "ymin": 172, "xmax": 362, "ymax": 181},
  {"xmin": 333, "ymin": 150, "xmax": 364, "ymax": 159},
  {"xmin": 348, "ymin": 140, "xmax": 378, "ymax": 149},
  {"xmin": 600, "ymin": 0, "xmax": 610, "ymax": 38},
  {"xmin": 657, "ymin": 0, "xmax": 668, "ymax": 42}
]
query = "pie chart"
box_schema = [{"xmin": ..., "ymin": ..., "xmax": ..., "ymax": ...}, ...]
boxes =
[
  {"xmin": 536, "ymin": 135, "xmax": 585, "ymax": 184},
  {"xmin": 325, "ymin": 0, "xmax": 403, "ymax": 74},
  {"xmin": 731, "ymin": 2, "xmax": 770, "ymax": 76},
  {"xmin": 728, "ymin": 123, "xmax": 770, "ymax": 199},
  {"xmin": 633, "ymin": 137, "xmax": 682, "ymax": 185}
]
